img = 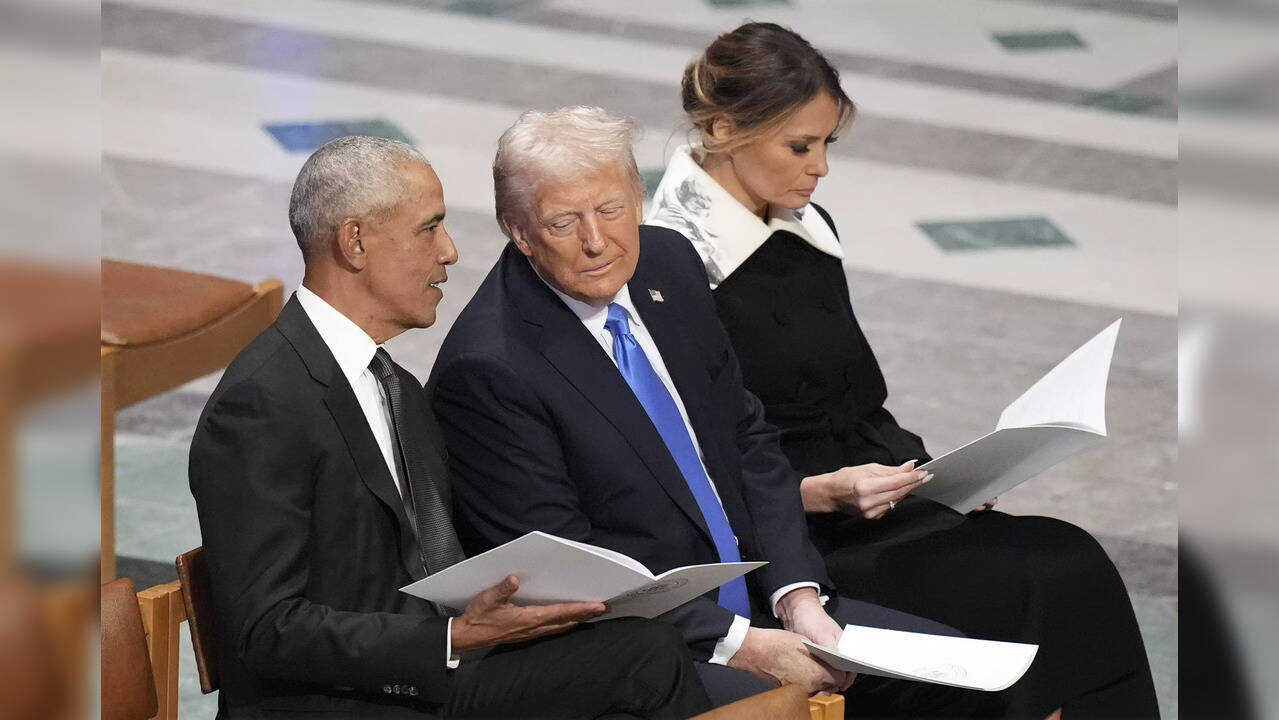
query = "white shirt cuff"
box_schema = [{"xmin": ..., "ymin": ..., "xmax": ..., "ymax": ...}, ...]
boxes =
[
  {"xmin": 768, "ymin": 582, "xmax": 826, "ymax": 619},
  {"xmin": 708, "ymin": 615, "xmax": 752, "ymax": 665},
  {"xmin": 445, "ymin": 617, "xmax": 460, "ymax": 669}
]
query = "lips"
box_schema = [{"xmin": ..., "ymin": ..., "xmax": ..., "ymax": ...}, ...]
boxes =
[{"xmin": 583, "ymin": 259, "xmax": 617, "ymax": 275}]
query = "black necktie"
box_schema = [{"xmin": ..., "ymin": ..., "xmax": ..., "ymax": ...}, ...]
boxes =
[{"xmin": 369, "ymin": 348, "xmax": 466, "ymax": 575}]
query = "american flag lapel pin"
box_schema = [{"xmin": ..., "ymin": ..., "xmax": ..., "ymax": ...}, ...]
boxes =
[{"xmin": 648, "ymin": 288, "xmax": 665, "ymax": 303}]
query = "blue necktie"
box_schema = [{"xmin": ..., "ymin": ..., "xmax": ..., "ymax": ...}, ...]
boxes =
[{"xmin": 604, "ymin": 303, "xmax": 751, "ymax": 618}]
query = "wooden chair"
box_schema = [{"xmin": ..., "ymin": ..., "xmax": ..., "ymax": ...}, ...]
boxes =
[
  {"xmin": 691, "ymin": 684, "xmax": 810, "ymax": 720},
  {"xmin": 100, "ymin": 260, "xmax": 283, "ymax": 582},
  {"xmin": 102, "ymin": 577, "xmax": 186, "ymax": 720}
]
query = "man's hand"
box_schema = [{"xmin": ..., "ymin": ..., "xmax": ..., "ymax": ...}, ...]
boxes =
[
  {"xmin": 800, "ymin": 461, "xmax": 931, "ymax": 519},
  {"xmin": 774, "ymin": 588, "xmax": 844, "ymax": 650},
  {"xmin": 450, "ymin": 575, "xmax": 605, "ymax": 652},
  {"xmin": 975, "ymin": 497, "xmax": 999, "ymax": 511},
  {"xmin": 728, "ymin": 627, "xmax": 853, "ymax": 694}
]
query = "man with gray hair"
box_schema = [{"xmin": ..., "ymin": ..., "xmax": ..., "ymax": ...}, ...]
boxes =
[
  {"xmin": 189, "ymin": 135, "xmax": 710, "ymax": 719},
  {"xmin": 430, "ymin": 108, "xmax": 987, "ymax": 715}
]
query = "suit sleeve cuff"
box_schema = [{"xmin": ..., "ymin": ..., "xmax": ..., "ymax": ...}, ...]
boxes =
[
  {"xmin": 708, "ymin": 615, "xmax": 751, "ymax": 665},
  {"xmin": 768, "ymin": 582, "xmax": 827, "ymax": 618},
  {"xmin": 445, "ymin": 617, "xmax": 460, "ymax": 669}
]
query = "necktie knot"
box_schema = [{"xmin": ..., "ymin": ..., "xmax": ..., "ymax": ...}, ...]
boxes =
[
  {"xmin": 369, "ymin": 347, "xmax": 395, "ymax": 382},
  {"xmin": 604, "ymin": 303, "xmax": 631, "ymax": 338}
]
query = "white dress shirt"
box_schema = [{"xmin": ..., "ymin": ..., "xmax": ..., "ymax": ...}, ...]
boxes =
[
  {"xmin": 295, "ymin": 286, "xmax": 460, "ymax": 669},
  {"xmin": 543, "ymin": 279, "xmax": 821, "ymax": 664}
]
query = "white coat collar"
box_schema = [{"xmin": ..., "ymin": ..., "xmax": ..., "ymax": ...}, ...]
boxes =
[{"xmin": 643, "ymin": 145, "xmax": 843, "ymax": 288}]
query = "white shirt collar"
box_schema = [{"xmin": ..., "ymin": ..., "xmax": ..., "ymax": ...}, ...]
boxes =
[
  {"xmin": 295, "ymin": 285, "xmax": 380, "ymax": 387},
  {"xmin": 533, "ymin": 263, "xmax": 641, "ymax": 337},
  {"xmin": 643, "ymin": 144, "xmax": 843, "ymax": 288}
]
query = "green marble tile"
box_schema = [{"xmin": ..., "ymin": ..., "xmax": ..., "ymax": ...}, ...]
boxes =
[
  {"xmin": 1079, "ymin": 91, "xmax": 1165, "ymax": 115},
  {"xmin": 917, "ymin": 216, "xmax": 1075, "ymax": 252},
  {"xmin": 993, "ymin": 30, "xmax": 1087, "ymax": 52},
  {"xmin": 442, "ymin": 0, "xmax": 522, "ymax": 17},
  {"xmin": 641, "ymin": 168, "xmax": 664, "ymax": 199}
]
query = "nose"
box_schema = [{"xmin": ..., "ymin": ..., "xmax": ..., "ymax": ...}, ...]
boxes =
[
  {"xmin": 440, "ymin": 225, "xmax": 459, "ymax": 265},
  {"xmin": 810, "ymin": 145, "xmax": 829, "ymax": 178},
  {"xmin": 580, "ymin": 216, "xmax": 607, "ymax": 255}
]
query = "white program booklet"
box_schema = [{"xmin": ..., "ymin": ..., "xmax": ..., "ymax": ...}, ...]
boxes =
[
  {"xmin": 400, "ymin": 531, "xmax": 765, "ymax": 621},
  {"xmin": 914, "ymin": 319, "xmax": 1122, "ymax": 512},
  {"xmin": 804, "ymin": 625, "xmax": 1038, "ymax": 692}
]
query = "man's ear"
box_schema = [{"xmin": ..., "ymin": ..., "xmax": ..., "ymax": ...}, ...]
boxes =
[
  {"xmin": 504, "ymin": 218, "xmax": 534, "ymax": 258},
  {"xmin": 337, "ymin": 218, "xmax": 367, "ymax": 269}
]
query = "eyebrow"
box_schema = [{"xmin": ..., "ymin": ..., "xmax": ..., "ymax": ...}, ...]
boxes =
[
  {"xmin": 786, "ymin": 134, "xmax": 828, "ymax": 142},
  {"xmin": 418, "ymin": 213, "xmax": 445, "ymax": 230}
]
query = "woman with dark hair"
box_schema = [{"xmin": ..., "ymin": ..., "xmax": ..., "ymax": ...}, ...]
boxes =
[{"xmin": 645, "ymin": 21, "xmax": 1159, "ymax": 720}]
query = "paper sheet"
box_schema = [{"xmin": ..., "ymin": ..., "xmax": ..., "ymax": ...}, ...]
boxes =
[
  {"xmin": 400, "ymin": 531, "xmax": 764, "ymax": 620},
  {"xmin": 996, "ymin": 319, "xmax": 1121, "ymax": 433},
  {"xmin": 804, "ymin": 625, "xmax": 1038, "ymax": 692}
]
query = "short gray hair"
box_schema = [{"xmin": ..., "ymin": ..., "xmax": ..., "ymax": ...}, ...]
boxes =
[
  {"xmin": 288, "ymin": 135, "xmax": 429, "ymax": 253},
  {"xmin": 493, "ymin": 106, "xmax": 644, "ymax": 238}
]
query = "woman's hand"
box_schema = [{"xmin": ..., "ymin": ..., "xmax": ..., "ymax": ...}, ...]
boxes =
[{"xmin": 800, "ymin": 461, "xmax": 931, "ymax": 519}]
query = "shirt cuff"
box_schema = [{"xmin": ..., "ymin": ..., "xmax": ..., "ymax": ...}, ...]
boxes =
[
  {"xmin": 445, "ymin": 617, "xmax": 460, "ymax": 669},
  {"xmin": 708, "ymin": 615, "xmax": 751, "ymax": 665},
  {"xmin": 768, "ymin": 582, "xmax": 827, "ymax": 619}
]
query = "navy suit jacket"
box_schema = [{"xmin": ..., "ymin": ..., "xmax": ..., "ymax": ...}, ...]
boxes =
[{"xmin": 428, "ymin": 226, "xmax": 830, "ymax": 660}]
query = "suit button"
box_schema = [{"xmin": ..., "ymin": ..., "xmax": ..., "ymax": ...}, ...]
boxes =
[
  {"xmin": 408, "ymin": 687, "xmax": 418, "ymax": 696},
  {"xmin": 383, "ymin": 685, "xmax": 392, "ymax": 694}
]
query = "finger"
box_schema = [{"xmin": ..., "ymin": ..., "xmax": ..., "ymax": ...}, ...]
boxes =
[
  {"xmin": 529, "ymin": 601, "xmax": 607, "ymax": 624},
  {"xmin": 865, "ymin": 470, "xmax": 928, "ymax": 495},
  {"xmin": 859, "ymin": 479, "xmax": 924, "ymax": 512},
  {"xmin": 512, "ymin": 618, "xmax": 587, "ymax": 641},
  {"xmin": 474, "ymin": 575, "xmax": 520, "ymax": 609}
]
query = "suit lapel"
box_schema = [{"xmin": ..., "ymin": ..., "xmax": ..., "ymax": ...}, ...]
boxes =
[
  {"xmin": 276, "ymin": 297, "xmax": 426, "ymax": 582},
  {"xmin": 503, "ymin": 249, "xmax": 715, "ymax": 545}
]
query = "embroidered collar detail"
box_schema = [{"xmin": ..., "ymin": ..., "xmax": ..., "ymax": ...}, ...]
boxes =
[{"xmin": 643, "ymin": 145, "xmax": 843, "ymax": 288}]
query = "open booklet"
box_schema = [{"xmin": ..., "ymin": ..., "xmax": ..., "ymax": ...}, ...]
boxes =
[
  {"xmin": 804, "ymin": 625, "xmax": 1038, "ymax": 692},
  {"xmin": 913, "ymin": 319, "xmax": 1122, "ymax": 512},
  {"xmin": 400, "ymin": 531, "xmax": 765, "ymax": 621}
]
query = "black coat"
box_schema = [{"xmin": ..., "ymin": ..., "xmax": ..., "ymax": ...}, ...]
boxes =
[
  {"xmin": 427, "ymin": 226, "xmax": 830, "ymax": 661},
  {"xmin": 189, "ymin": 296, "xmax": 448, "ymax": 718}
]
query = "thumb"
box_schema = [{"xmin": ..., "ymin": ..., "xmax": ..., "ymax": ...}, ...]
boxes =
[{"xmin": 899, "ymin": 459, "xmax": 917, "ymax": 471}]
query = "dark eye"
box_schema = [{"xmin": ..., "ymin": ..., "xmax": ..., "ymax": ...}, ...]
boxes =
[
  {"xmin": 790, "ymin": 144, "xmax": 811, "ymax": 155},
  {"xmin": 600, "ymin": 206, "xmax": 622, "ymax": 218},
  {"xmin": 827, "ymin": 135, "xmax": 840, "ymax": 146}
]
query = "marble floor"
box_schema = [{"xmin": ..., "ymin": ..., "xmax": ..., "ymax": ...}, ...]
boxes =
[{"xmin": 101, "ymin": 0, "xmax": 1178, "ymax": 717}]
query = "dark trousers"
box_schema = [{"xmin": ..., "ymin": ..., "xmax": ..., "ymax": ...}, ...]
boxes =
[
  {"xmin": 696, "ymin": 596, "xmax": 998, "ymax": 718},
  {"xmin": 445, "ymin": 617, "xmax": 711, "ymax": 720}
]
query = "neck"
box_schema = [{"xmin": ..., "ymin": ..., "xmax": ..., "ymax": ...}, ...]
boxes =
[
  {"xmin": 698, "ymin": 152, "xmax": 768, "ymax": 221},
  {"xmin": 301, "ymin": 265, "xmax": 402, "ymax": 345}
]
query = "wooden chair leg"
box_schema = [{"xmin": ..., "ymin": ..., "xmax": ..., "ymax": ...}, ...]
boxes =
[
  {"xmin": 137, "ymin": 581, "xmax": 184, "ymax": 720},
  {"xmin": 809, "ymin": 693, "xmax": 844, "ymax": 720},
  {"xmin": 101, "ymin": 349, "xmax": 117, "ymax": 583}
]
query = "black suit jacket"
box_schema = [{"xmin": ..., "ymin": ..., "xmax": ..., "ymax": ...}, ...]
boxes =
[
  {"xmin": 189, "ymin": 296, "xmax": 448, "ymax": 718},
  {"xmin": 428, "ymin": 226, "xmax": 830, "ymax": 661}
]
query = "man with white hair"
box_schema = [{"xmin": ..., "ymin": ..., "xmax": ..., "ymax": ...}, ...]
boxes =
[
  {"xmin": 188, "ymin": 135, "xmax": 710, "ymax": 719},
  {"xmin": 429, "ymin": 108, "xmax": 987, "ymax": 715}
]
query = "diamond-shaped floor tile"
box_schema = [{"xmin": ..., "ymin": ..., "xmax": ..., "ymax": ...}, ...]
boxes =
[
  {"xmin": 706, "ymin": 0, "xmax": 790, "ymax": 6},
  {"xmin": 1079, "ymin": 91, "xmax": 1165, "ymax": 115},
  {"xmin": 993, "ymin": 30, "xmax": 1087, "ymax": 52},
  {"xmin": 265, "ymin": 119, "xmax": 414, "ymax": 153},
  {"xmin": 441, "ymin": 0, "xmax": 524, "ymax": 17},
  {"xmin": 641, "ymin": 168, "xmax": 665, "ymax": 199},
  {"xmin": 917, "ymin": 216, "xmax": 1075, "ymax": 252}
]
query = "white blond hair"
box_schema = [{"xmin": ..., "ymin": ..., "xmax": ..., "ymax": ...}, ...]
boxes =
[{"xmin": 492, "ymin": 106, "xmax": 644, "ymax": 238}]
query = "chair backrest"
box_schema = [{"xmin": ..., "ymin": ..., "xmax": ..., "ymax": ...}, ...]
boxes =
[
  {"xmin": 101, "ymin": 578, "xmax": 159, "ymax": 720},
  {"xmin": 176, "ymin": 547, "xmax": 219, "ymax": 694},
  {"xmin": 690, "ymin": 684, "xmax": 810, "ymax": 720}
]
